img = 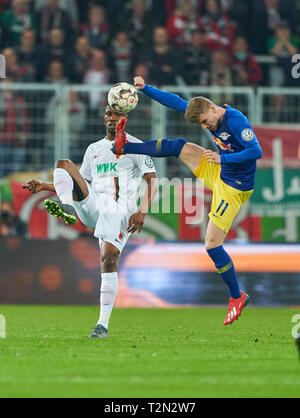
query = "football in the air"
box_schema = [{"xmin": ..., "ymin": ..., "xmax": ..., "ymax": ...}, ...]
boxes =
[{"xmin": 108, "ymin": 82, "xmax": 138, "ymax": 114}]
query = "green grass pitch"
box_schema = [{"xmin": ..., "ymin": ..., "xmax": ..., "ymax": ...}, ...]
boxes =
[{"xmin": 0, "ymin": 305, "xmax": 299, "ymax": 398}]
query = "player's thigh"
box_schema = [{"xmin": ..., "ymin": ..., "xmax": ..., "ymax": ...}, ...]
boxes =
[
  {"xmin": 56, "ymin": 159, "xmax": 89, "ymax": 201},
  {"xmin": 179, "ymin": 143, "xmax": 205, "ymax": 174},
  {"xmin": 100, "ymin": 241, "xmax": 120, "ymax": 272},
  {"xmin": 73, "ymin": 182, "xmax": 99, "ymax": 228},
  {"xmin": 208, "ymin": 182, "xmax": 242, "ymax": 239}
]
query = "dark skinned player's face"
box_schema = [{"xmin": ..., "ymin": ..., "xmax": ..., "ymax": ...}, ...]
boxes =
[{"xmin": 105, "ymin": 109, "xmax": 127, "ymax": 138}]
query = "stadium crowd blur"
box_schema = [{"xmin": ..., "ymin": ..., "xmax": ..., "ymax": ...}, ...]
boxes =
[{"xmin": 0, "ymin": 0, "xmax": 299, "ymax": 179}]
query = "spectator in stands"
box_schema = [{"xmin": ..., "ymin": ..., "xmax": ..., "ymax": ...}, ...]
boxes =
[
  {"xmin": 36, "ymin": 28, "xmax": 67, "ymax": 80},
  {"xmin": 66, "ymin": 36, "xmax": 92, "ymax": 83},
  {"xmin": 111, "ymin": 31, "xmax": 134, "ymax": 82},
  {"xmin": 67, "ymin": 90, "xmax": 87, "ymax": 162},
  {"xmin": 134, "ymin": 62, "xmax": 150, "ymax": 85},
  {"xmin": 0, "ymin": 201, "xmax": 27, "ymax": 238},
  {"xmin": 232, "ymin": 36, "xmax": 262, "ymax": 86},
  {"xmin": 151, "ymin": 0, "xmax": 167, "ymax": 26},
  {"xmin": 209, "ymin": 49, "xmax": 233, "ymax": 103},
  {"xmin": 144, "ymin": 26, "xmax": 181, "ymax": 85},
  {"xmin": 0, "ymin": 0, "xmax": 36, "ymax": 47},
  {"xmin": 17, "ymin": 30, "xmax": 39, "ymax": 81},
  {"xmin": 33, "ymin": 0, "xmax": 79, "ymax": 30},
  {"xmin": 45, "ymin": 90, "xmax": 86, "ymax": 164},
  {"xmin": 226, "ymin": 0, "xmax": 251, "ymax": 39},
  {"xmin": 165, "ymin": 0, "xmax": 202, "ymax": 16},
  {"xmin": 251, "ymin": 0, "xmax": 297, "ymax": 54},
  {"xmin": 83, "ymin": 5, "xmax": 109, "ymax": 50},
  {"xmin": 267, "ymin": 21, "xmax": 299, "ymax": 120},
  {"xmin": 36, "ymin": 0, "xmax": 73, "ymax": 45},
  {"xmin": 0, "ymin": 0, "xmax": 11, "ymax": 15},
  {"xmin": 122, "ymin": 0, "xmax": 153, "ymax": 52},
  {"xmin": 0, "ymin": 76, "xmax": 30, "ymax": 178},
  {"xmin": 183, "ymin": 29, "xmax": 211, "ymax": 85},
  {"xmin": 45, "ymin": 59, "xmax": 68, "ymax": 83},
  {"xmin": 198, "ymin": 0, "xmax": 234, "ymax": 52},
  {"xmin": 132, "ymin": 62, "xmax": 152, "ymax": 135},
  {"xmin": 267, "ymin": 20, "xmax": 298, "ymax": 86},
  {"xmin": 84, "ymin": 49, "xmax": 111, "ymax": 109},
  {"xmin": 2, "ymin": 47, "xmax": 35, "ymax": 82},
  {"xmin": 167, "ymin": 0, "xmax": 200, "ymax": 48}
]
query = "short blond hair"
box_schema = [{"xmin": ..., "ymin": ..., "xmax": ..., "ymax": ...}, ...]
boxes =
[{"xmin": 185, "ymin": 97, "xmax": 214, "ymax": 124}]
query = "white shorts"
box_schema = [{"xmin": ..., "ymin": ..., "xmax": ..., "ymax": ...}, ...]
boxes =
[{"xmin": 73, "ymin": 182, "xmax": 132, "ymax": 253}]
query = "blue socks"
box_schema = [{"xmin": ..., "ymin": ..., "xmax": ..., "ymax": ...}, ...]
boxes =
[
  {"xmin": 207, "ymin": 246, "xmax": 241, "ymax": 299},
  {"xmin": 123, "ymin": 138, "xmax": 186, "ymax": 158}
]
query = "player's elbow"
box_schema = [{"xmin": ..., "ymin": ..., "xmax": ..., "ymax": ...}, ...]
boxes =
[{"xmin": 256, "ymin": 147, "xmax": 263, "ymax": 160}]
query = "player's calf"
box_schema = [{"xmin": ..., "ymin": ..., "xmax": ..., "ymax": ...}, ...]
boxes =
[{"xmin": 112, "ymin": 116, "xmax": 187, "ymax": 158}]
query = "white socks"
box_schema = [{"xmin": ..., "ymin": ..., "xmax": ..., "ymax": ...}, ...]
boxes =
[
  {"xmin": 53, "ymin": 168, "xmax": 74, "ymax": 206},
  {"xmin": 98, "ymin": 272, "xmax": 118, "ymax": 330}
]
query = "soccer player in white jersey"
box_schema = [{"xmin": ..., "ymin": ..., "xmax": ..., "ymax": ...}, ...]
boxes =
[{"xmin": 23, "ymin": 106, "xmax": 158, "ymax": 338}]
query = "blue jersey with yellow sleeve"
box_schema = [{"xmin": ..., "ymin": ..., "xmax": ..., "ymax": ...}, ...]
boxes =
[{"xmin": 142, "ymin": 84, "xmax": 263, "ymax": 192}]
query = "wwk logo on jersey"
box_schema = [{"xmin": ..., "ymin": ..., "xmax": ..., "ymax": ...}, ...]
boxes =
[{"xmin": 97, "ymin": 162, "xmax": 118, "ymax": 174}]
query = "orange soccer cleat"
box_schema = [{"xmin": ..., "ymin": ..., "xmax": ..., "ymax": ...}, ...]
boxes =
[
  {"xmin": 112, "ymin": 117, "xmax": 128, "ymax": 155},
  {"xmin": 224, "ymin": 291, "xmax": 250, "ymax": 326}
]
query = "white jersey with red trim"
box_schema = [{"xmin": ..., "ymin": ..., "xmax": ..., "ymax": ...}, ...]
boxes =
[{"xmin": 79, "ymin": 134, "xmax": 156, "ymax": 213}]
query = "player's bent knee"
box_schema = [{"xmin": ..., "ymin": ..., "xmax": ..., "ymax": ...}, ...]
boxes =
[
  {"xmin": 56, "ymin": 159, "xmax": 74, "ymax": 170},
  {"xmin": 101, "ymin": 252, "xmax": 119, "ymax": 272},
  {"xmin": 205, "ymin": 239, "xmax": 222, "ymax": 251}
]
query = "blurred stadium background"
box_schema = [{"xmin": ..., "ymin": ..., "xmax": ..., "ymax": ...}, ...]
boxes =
[{"xmin": 0, "ymin": 0, "xmax": 300, "ymax": 308}]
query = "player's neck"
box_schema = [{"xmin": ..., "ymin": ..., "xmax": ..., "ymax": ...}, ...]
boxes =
[
  {"xmin": 217, "ymin": 107, "xmax": 227, "ymax": 128},
  {"xmin": 106, "ymin": 132, "xmax": 116, "ymax": 142}
]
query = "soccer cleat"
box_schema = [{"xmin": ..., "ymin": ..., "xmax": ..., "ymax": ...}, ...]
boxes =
[
  {"xmin": 224, "ymin": 291, "xmax": 250, "ymax": 326},
  {"xmin": 44, "ymin": 199, "xmax": 78, "ymax": 226},
  {"xmin": 89, "ymin": 324, "xmax": 109, "ymax": 339},
  {"xmin": 111, "ymin": 117, "xmax": 128, "ymax": 155}
]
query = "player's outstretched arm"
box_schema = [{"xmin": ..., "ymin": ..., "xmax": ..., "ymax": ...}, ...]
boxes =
[
  {"xmin": 134, "ymin": 76, "xmax": 188, "ymax": 113},
  {"xmin": 22, "ymin": 180, "xmax": 55, "ymax": 194},
  {"xmin": 221, "ymin": 143, "xmax": 263, "ymax": 164}
]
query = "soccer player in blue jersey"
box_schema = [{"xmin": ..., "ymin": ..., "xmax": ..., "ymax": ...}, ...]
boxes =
[{"xmin": 112, "ymin": 76, "xmax": 263, "ymax": 326}]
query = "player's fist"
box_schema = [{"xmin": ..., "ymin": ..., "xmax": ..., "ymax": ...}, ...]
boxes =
[
  {"xmin": 127, "ymin": 211, "xmax": 146, "ymax": 234},
  {"xmin": 22, "ymin": 179, "xmax": 44, "ymax": 194},
  {"xmin": 203, "ymin": 150, "xmax": 221, "ymax": 164},
  {"xmin": 134, "ymin": 76, "xmax": 145, "ymax": 90}
]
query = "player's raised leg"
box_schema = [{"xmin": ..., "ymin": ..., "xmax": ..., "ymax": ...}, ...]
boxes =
[
  {"xmin": 45, "ymin": 159, "xmax": 89, "ymax": 226},
  {"xmin": 112, "ymin": 117, "xmax": 205, "ymax": 174},
  {"xmin": 89, "ymin": 242, "xmax": 120, "ymax": 339},
  {"xmin": 205, "ymin": 220, "xmax": 249, "ymax": 325}
]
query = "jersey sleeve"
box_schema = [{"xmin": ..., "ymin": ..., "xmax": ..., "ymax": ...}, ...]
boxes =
[
  {"xmin": 228, "ymin": 114, "xmax": 260, "ymax": 149},
  {"xmin": 134, "ymin": 154, "xmax": 157, "ymax": 177},
  {"xmin": 79, "ymin": 146, "xmax": 92, "ymax": 182},
  {"xmin": 142, "ymin": 84, "xmax": 188, "ymax": 113},
  {"xmin": 221, "ymin": 114, "xmax": 263, "ymax": 164}
]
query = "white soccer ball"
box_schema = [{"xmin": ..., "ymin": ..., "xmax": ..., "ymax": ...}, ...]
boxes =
[{"xmin": 108, "ymin": 82, "xmax": 138, "ymax": 114}]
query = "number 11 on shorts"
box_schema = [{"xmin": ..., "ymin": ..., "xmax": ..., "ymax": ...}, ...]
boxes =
[{"xmin": 216, "ymin": 200, "xmax": 229, "ymax": 217}]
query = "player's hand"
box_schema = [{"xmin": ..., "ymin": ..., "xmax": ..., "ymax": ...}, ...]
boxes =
[
  {"xmin": 22, "ymin": 179, "xmax": 44, "ymax": 194},
  {"xmin": 127, "ymin": 211, "xmax": 146, "ymax": 233},
  {"xmin": 134, "ymin": 76, "xmax": 145, "ymax": 90},
  {"xmin": 203, "ymin": 150, "xmax": 221, "ymax": 164}
]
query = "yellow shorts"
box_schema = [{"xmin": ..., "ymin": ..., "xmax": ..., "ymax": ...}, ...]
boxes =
[{"xmin": 194, "ymin": 157, "xmax": 253, "ymax": 234}]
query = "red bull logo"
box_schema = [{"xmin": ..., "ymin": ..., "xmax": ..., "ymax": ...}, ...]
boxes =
[{"xmin": 213, "ymin": 137, "xmax": 233, "ymax": 152}]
